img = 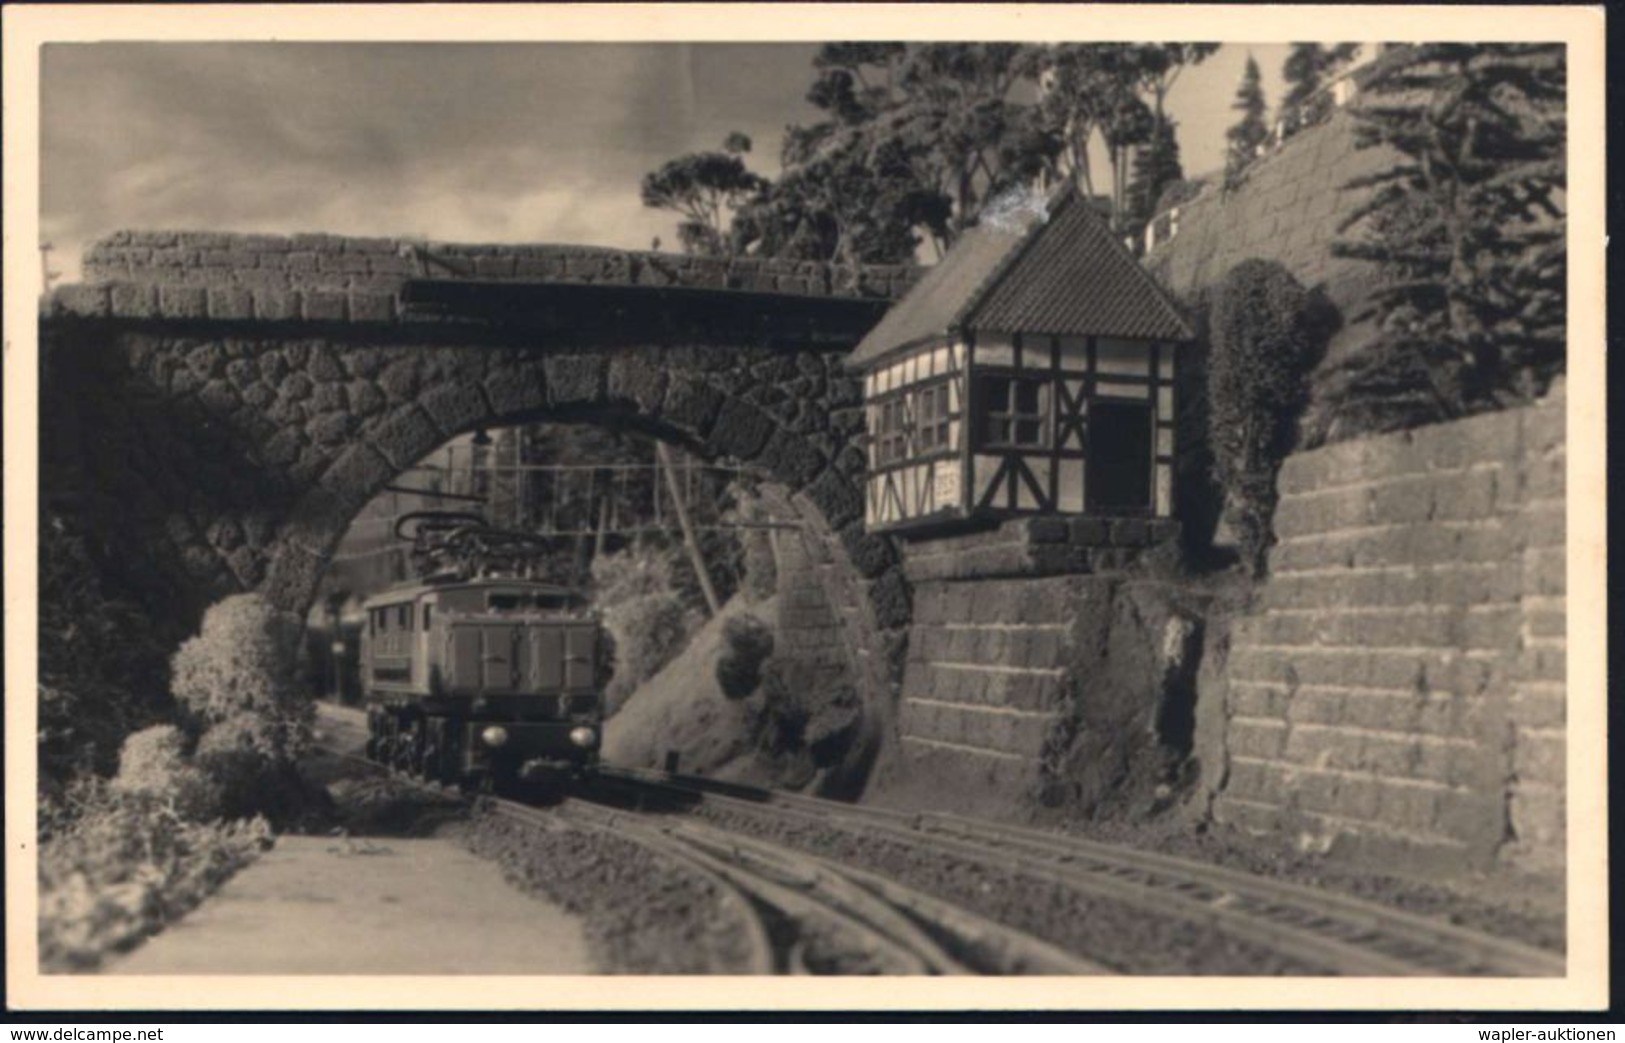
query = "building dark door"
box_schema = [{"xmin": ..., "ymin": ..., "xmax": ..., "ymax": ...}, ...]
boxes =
[{"xmin": 1087, "ymin": 401, "xmax": 1153, "ymax": 512}]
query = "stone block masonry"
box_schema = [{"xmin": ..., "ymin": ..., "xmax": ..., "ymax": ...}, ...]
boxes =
[
  {"xmin": 897, "ymin": 575, "xmax": 1078, "ymax": 798},
  {"xmin": 73, "ymin": 231, "xmax": 919, "ymax": 312},
  {"xmin": 890, "ymin": 518, "xmax": 1194, "ymax": 811},
  {"xmin": 1144, "ymin": 109, "xmax": 1401, "ymax": 441},
  {"xmin": 1211, "ymin": 383, "xmax": 1566, "ymax": 873},
  {"xmin": 900, "ymin": 515, "xmax": 1181, "ymax": 582},
  {"xmin": 1146, "ymin": 111, "xmax": 1388, "ymax": 320}
]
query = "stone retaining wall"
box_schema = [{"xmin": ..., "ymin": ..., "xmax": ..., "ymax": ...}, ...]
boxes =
[
  {"xmin": 898, "ymin": 575, "xmax": 1075, "ymax": 796},
  {"xmin": 901, "ymin": 516, "xmax": 1181, "ymax": 583},
  {"xmin": 1145, "ymin": 109, "xmax": 1392, "ymax": 320},
  {"xmin": 890, "ymin": 516, "xmax": 1199, "ymax": 814},
  {"xmin": 1211, "ymin": 385, "xmax": 1566, "ymax": 871}
]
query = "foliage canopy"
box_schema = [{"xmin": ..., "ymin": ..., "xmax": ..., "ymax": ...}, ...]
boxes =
[
  {"xmin": 1326, "ymin": 43, "xmax": 1565, "ymax": 437},
  {"xmin": 644, "ymin": 42, "xmax": 1218, "ymax": 263}
]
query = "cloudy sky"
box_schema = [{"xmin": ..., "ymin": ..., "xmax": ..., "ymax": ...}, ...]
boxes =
[{"xmin": 41, "ymin": 42, "xmax": 1287, "ymax": 278}]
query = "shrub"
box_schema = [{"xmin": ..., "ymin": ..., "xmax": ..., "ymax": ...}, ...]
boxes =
[
  {"xmin": 592, "ymin": 545, "xmax": 707, "ymax": 715},
  {"xmin": 755, "ymin": 658, "xmax": 809, "ymax": 755},
  {"xmin": 1169, "ymin": 289, "xmax": 1226, "ymax": 556},
  {"xmin": 38, "ymin": 781, "xmax": 270, "ymax": 971},
  {"xmin": 110, "ymin": 725, "xmax": 221, "ymax": 822},
  {"xmin": 170, "ymin": 593, "xmax": 313, "ymax": 763},
  {"xmin": 1207, "ymin": 260, "xmax": 1330, "ymax": 576},
  {"xmin": 38, "ymin": 513, "xmax": 171, "ymax": 792},
  {"xmin": 600, "ymin": 592, "xmax": 699, "ymax": 716},
  {"xmin": 715, "ymin": 614, "xmax": 775, "ymax": 700},
  {"xmin": 591, "ymin": 542, "xmax": 681, "ymax": 605},
  {"xmin": 753, "ymin": 658, "xmax": 858, "ymax": 768}
]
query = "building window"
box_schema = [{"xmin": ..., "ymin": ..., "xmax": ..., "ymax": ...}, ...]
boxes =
[
  {"xmin": 914, "ymin": 382, "xmax": 951, "ymax": 453},
  {"xmin": 876, "ymin": 399, "xmax": 909, "ymax": 465},
  {"xmin": 397, "ymin": 604, "xmax": 411, "ymax": 630},
  {"xmin": 976, "ymin": 374, "xmax": 1048, "ymax": 448}
]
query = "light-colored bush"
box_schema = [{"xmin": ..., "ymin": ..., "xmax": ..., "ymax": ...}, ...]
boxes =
[
  {"xmin": 590, "ymin": 545, "xmax": 676, "ymax": 606},
  {"xmin": 170, "ymin": 593, "xmax": 313, "ymax": 763},
  {"xmin": 111, "ymin": 725, "xmax": 188, "ymax": 791},
  {"xmin": 601, "ymin": 592, "xmax": 699, "ymax": 716},
  {"xmin": 592, "ymin": 545, "xmax": 707, "ymax": 716},
  {"xmin": 110, "ymin": 725, "xmax": 220, "ymax": 822}
]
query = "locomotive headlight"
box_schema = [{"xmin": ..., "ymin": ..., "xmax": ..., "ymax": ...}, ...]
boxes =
[
  {"xmin": 568, "ymin": 726, "xmax": 598, "ymax": 749},
  {"xmin": 480, "ymin": 725, "xmax": 510, "ymax": 748}
]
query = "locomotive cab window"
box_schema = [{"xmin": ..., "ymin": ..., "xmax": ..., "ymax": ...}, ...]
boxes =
[
  {"xmin": 487, "ymin": 592, "xmax": 585, "ymax": 612},
  {"xmin": 422, "ymin": 604, "xmax": 432, "ymax": 629},
  {"xmin": 397, "ymin": 604, "xmax": 411, "ymax": 630}
]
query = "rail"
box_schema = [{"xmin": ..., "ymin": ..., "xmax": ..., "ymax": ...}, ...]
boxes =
[{"xmin": 594, "ymin": 765, "xmax": 1565, "ymax": 978}]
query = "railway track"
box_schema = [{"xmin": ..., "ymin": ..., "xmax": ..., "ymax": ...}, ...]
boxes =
[
  {"xmin": 316, "ymin": 703, "xmax": 1096, "ymax": 974},
  {"xmin": 588, "ymin": 765, "xmax": 1566, "ymax": 978},
  {"xmin": 313, "ymin": 703, "xmax": 1562, "ymax": 976},
  {"xmin": 490, "ymin": 795, "xmax": 1102, "ymax": 975}
]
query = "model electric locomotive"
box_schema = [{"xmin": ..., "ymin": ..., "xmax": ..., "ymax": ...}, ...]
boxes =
[{"xmin": 360, "ymin": 512, "xmax": 609, "ymax": 786}]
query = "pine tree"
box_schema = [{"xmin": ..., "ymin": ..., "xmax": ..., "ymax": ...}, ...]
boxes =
[
  {"xmin": 1281, "ymin": 43, "xmax": 1360, "ymax": 110},
  {"xmin": 1126, "ymin": 117, "xmax": 1183, "ymax": 234},
  {"xmin": 1223, "ymin": 55, "xmax": 1269, "ymax": 188},
  {"xmin": 1326, "ymin": 44, "xmax": 1565, "ymax": 436}
]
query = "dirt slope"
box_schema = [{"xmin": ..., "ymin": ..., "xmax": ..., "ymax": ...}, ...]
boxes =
[{"xmin": 600, "ymin": 595, "xmax": 775, "ymax": 777}]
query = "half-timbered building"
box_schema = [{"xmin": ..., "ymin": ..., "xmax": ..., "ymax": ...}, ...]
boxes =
[{"xmin": 849, "ymin": 186, "xmax": 1193, "ymax": 534}]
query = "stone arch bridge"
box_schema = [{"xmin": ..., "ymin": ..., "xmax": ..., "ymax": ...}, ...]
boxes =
[{"xmin": 41, "ymin": 232, "xmax": 919, "ymax": 746}]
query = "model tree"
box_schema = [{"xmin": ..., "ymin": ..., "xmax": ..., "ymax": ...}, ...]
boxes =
[
  {"xmin": 1126, "ymin": 116, "xmax": 1183, "ymax": 234},
  {"xmin": 1223, "ymin": 55, "xmax": 1269, "ymax": 189},
  {"xmin": 1281, "ymin": 43, "xmax": 1360, "ymax": 109},
  {"xmin": 1327, "ymin": 44, "xmax": 1566, "ymax": 435},
  {"xmin": 1129, "ymin": 43, "xmax": 1218, "ymax": 216},
  {"xmin": 640, "ymin": 133, "xmax": 768, "ymax": 257}
]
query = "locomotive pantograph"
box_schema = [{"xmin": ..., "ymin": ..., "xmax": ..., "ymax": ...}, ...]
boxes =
[{"xmin": 360, "ymin": 511, "xmax": 610, "ymax": 788}]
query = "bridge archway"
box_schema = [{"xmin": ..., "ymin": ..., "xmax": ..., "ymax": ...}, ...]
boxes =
[{"xmin": 42, "ymin": 258, "xmax": 914, "ymax": 791}]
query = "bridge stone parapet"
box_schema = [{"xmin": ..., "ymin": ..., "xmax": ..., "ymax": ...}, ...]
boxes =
[{"xmin": 68, "ymin": 231, "xmax": 918, "ymax": 319}]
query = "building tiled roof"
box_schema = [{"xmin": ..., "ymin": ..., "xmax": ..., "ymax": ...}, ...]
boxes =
[
  {"xmin": 846, "ymin": 204, "xmax": 1035, "ymax": 369},
  {"xmin": 848, "ymin": 185, "xmax": 1192, "ymax": 369}
]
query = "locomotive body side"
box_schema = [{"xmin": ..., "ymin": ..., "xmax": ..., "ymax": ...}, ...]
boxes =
[{"xmin": 360, "ymin": 577, "xmax": 605, "ymax": 785}]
